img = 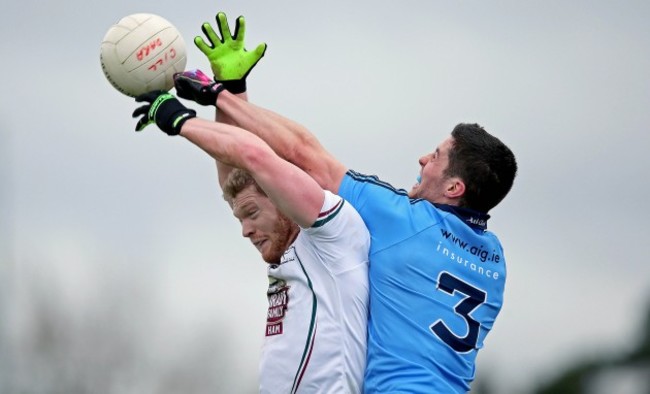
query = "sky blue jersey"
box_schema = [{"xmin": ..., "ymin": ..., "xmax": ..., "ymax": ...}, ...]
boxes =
[{"xmin": 339, "ymin": 171, "xmax": 507, "ymax": 393}]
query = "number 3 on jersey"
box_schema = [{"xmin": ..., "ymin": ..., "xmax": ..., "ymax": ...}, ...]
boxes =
[{"xmin": 430, "ymin": 271, "xmax": 486, "ymax": 353}]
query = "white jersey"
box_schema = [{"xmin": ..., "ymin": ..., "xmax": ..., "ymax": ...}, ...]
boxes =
[{"xmin": 259, "ymin": 190, "xmax": 370, "ymax": 394}]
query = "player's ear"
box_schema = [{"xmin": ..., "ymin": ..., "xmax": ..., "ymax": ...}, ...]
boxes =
[{"xmin": 445, "ymin": 178, "xmax": 465, "ymax": 199}]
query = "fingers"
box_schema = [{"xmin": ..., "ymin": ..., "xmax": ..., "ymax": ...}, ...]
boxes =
[
  {"xmin": 194, "ymin": 35, "xmax": 211, "ymax": 54},
  {"xmin": 173, "ymin": 74, "xmax": 194, "ymax": 99},
  {"xmin": 253, "ymin": 42, "xmax": 267, "ymax": 58},
  {"xmin": 134, "ymin": 93, "xmax": 150, "ymax": 103},
  {"xmin": 232, "ymin": 15, "xmax": 245, "ymax": 41},
  {"xmin": 201, "ymin": 22, "xmax": 221, "ymax": 47},
  {"xmin": 173, "ymin": 78, "xmax": 194, "ymax": 100},
  {"xmin": 135, "ymin": 90, "xmax": 164, "ymax": 103},
  {"xmin": 135, "ymin": 117, "xmax": 152, "ymax": 132},
  {"xmin": 178, "ymin": 69, "xmax": 212, "ymax": 83},
  {"xmin": 133, "ymin": 106, "xmax": 152, "ymax": 131},
  {"xmin": 132, "ymin": 104, "xmax": 150, "ymax": 118},
  {"xmin": 173, "ymin": 70, "xmax": 212, "ymax": 92},
  {"xmin": 216, "ymin": 12, "xmax": 233, "ymax": 42}
]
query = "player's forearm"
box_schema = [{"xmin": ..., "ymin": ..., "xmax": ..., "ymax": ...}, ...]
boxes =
[
  {"xmin": 180, "ymin": 118, "xmax": 261, "ymax": 171},
  {"xmin": 216, "ymin": 91, "xmax": 248, "ymax": 123},
  {"xmin": 214, "ymin": 92, "xmax": 249, "ymax": 186},
  {"xmin": 216, "ymin": 90, "xmax": 347, "ymax": 192},
  {"xmin": 216, "ymin": 90, "xmax": 301, "ymax": 159},
  {"xmin": 216, "ymin": 161, "xmax": 234, "ymax": 189},
  {"xmin": 180, "ymin": 117, "xmax": 323, "ymax": 228}
]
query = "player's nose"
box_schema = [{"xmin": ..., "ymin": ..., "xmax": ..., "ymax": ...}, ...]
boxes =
[{"xmin": 241, "ymin": 220, "xmax": 255, "ymax": 238}]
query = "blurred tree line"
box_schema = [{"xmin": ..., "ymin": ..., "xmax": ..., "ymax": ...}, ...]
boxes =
[
  {"xmin": 474, "ymin": 300, "xmax": 650, "ymax": 394},
  {"xmin": 2, "ymin": 267, "xmax": 647, "ymax": 393},
  {"xmin": 533, "ymin": 300, "xmax": 650, "ymax": 394}
]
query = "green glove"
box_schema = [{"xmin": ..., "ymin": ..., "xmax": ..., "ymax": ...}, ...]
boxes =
[
  {"xmin": 132, "ymin": 91, "xmax": 196, "ymax": 135},
  {"xmin": 194, "ymin": 12, "xmax": 267, "ymax": 93}
]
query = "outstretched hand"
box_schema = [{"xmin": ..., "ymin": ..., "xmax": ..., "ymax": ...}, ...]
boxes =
[
  {"xmin": 132, "ymin": 91, "xmax": 196, "ymax": 135},
  {"xmin": 174, "ymin": 69, "xmax": 225, "ymax": 106},
  {"xmin": 194, "ymin": 12, "xmax": 267, "ymax": 93}
]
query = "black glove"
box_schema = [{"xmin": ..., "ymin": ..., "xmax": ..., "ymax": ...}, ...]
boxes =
[
  {"xmin": 132, "ymin": 91, "xmax": 197, "ymax": 135},
  {"xmin": 174, "ymin": 69, "xmax": 225, "ymax": 106}
]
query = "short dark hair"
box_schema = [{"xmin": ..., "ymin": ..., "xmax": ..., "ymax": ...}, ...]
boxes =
[
  {"xmin": 445, "ymin": 123, "xmax": 517, "ymax": 213},
  {"xmin": 222, "ymin": 168, "xmax": 266, "ymax": 203}
]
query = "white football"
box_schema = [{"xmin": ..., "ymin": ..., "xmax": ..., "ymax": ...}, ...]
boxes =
[{"xmin": 100, "ymin": 13, "xmax": 187, "ymax": 97}]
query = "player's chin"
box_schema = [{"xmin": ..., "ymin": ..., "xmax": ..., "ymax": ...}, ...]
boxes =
[
  {"xmin": 260, "ymin": 242, "xmax": 282, "ymax": 264},
  {"xmin": 408, "ymin": 184, "xmax": 419, "ymax": 198}
]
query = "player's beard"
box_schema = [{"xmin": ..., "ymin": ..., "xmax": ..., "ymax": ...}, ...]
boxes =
[{"xmin": 262, "ymin": 212, "xmax": 299, "ymax": 265}]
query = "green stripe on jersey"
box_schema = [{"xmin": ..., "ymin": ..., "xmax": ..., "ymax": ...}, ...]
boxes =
[
  {"xmin": 312, "ymin": 199, "xmax": 345, "ymax": 228},
  {"xmin": 290, "ymin": 249, "xmax": 318, "ymax": 393}
]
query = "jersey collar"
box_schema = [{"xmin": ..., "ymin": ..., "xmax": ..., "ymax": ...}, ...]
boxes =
[{"xmin": 433, "ymin": 203, "xmax": 490, "ymax": 231}]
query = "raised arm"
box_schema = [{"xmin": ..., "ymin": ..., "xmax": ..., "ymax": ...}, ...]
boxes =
[
  {"xmin": 214, "ymin": 91, "xmax": 247, "ymax": 188},
  {"xmin": 182, "ymin": 117, "xmax": 324, "ymax": 228},
  {"xmin": 132, "ymin": 91, "xmax": 324, "ymax": 228},
  {"xmin": 219, "ymin": 91, "xmax": 347, "ymax": 193},
  {"xmin": 175, "ymin": 71, "xmax": 348, "ymax": 194},
  {"xmin": 191, "ymin": 12, "xmax": 265, "ymax": 188},
  {"xmin": 187, "ymin": 12, "xmax": 347, "ymax": 193}
]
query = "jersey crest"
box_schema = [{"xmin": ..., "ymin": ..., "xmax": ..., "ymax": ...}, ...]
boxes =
[{"xmin": 266, "ymin": 277, "xmax": 290, "ymax": 336}]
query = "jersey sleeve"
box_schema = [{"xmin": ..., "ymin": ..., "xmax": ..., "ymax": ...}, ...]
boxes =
[
  {"xmin": 338, "ymin": 170, "xmax": 422, "ymax": 248},
  {"xmin": 303, "ymin": 190, "xmax": 370, "ymax": 274}
]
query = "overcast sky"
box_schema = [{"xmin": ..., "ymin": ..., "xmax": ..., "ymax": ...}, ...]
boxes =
[{"xmin": 2, "ymin": 1, "xmax": 649, "ymax": 393}]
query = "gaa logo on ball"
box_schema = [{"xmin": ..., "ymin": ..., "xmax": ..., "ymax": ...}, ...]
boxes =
[{"xmin": 100, "ymin": 13, "xmax": 187, "ymax": 97}]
